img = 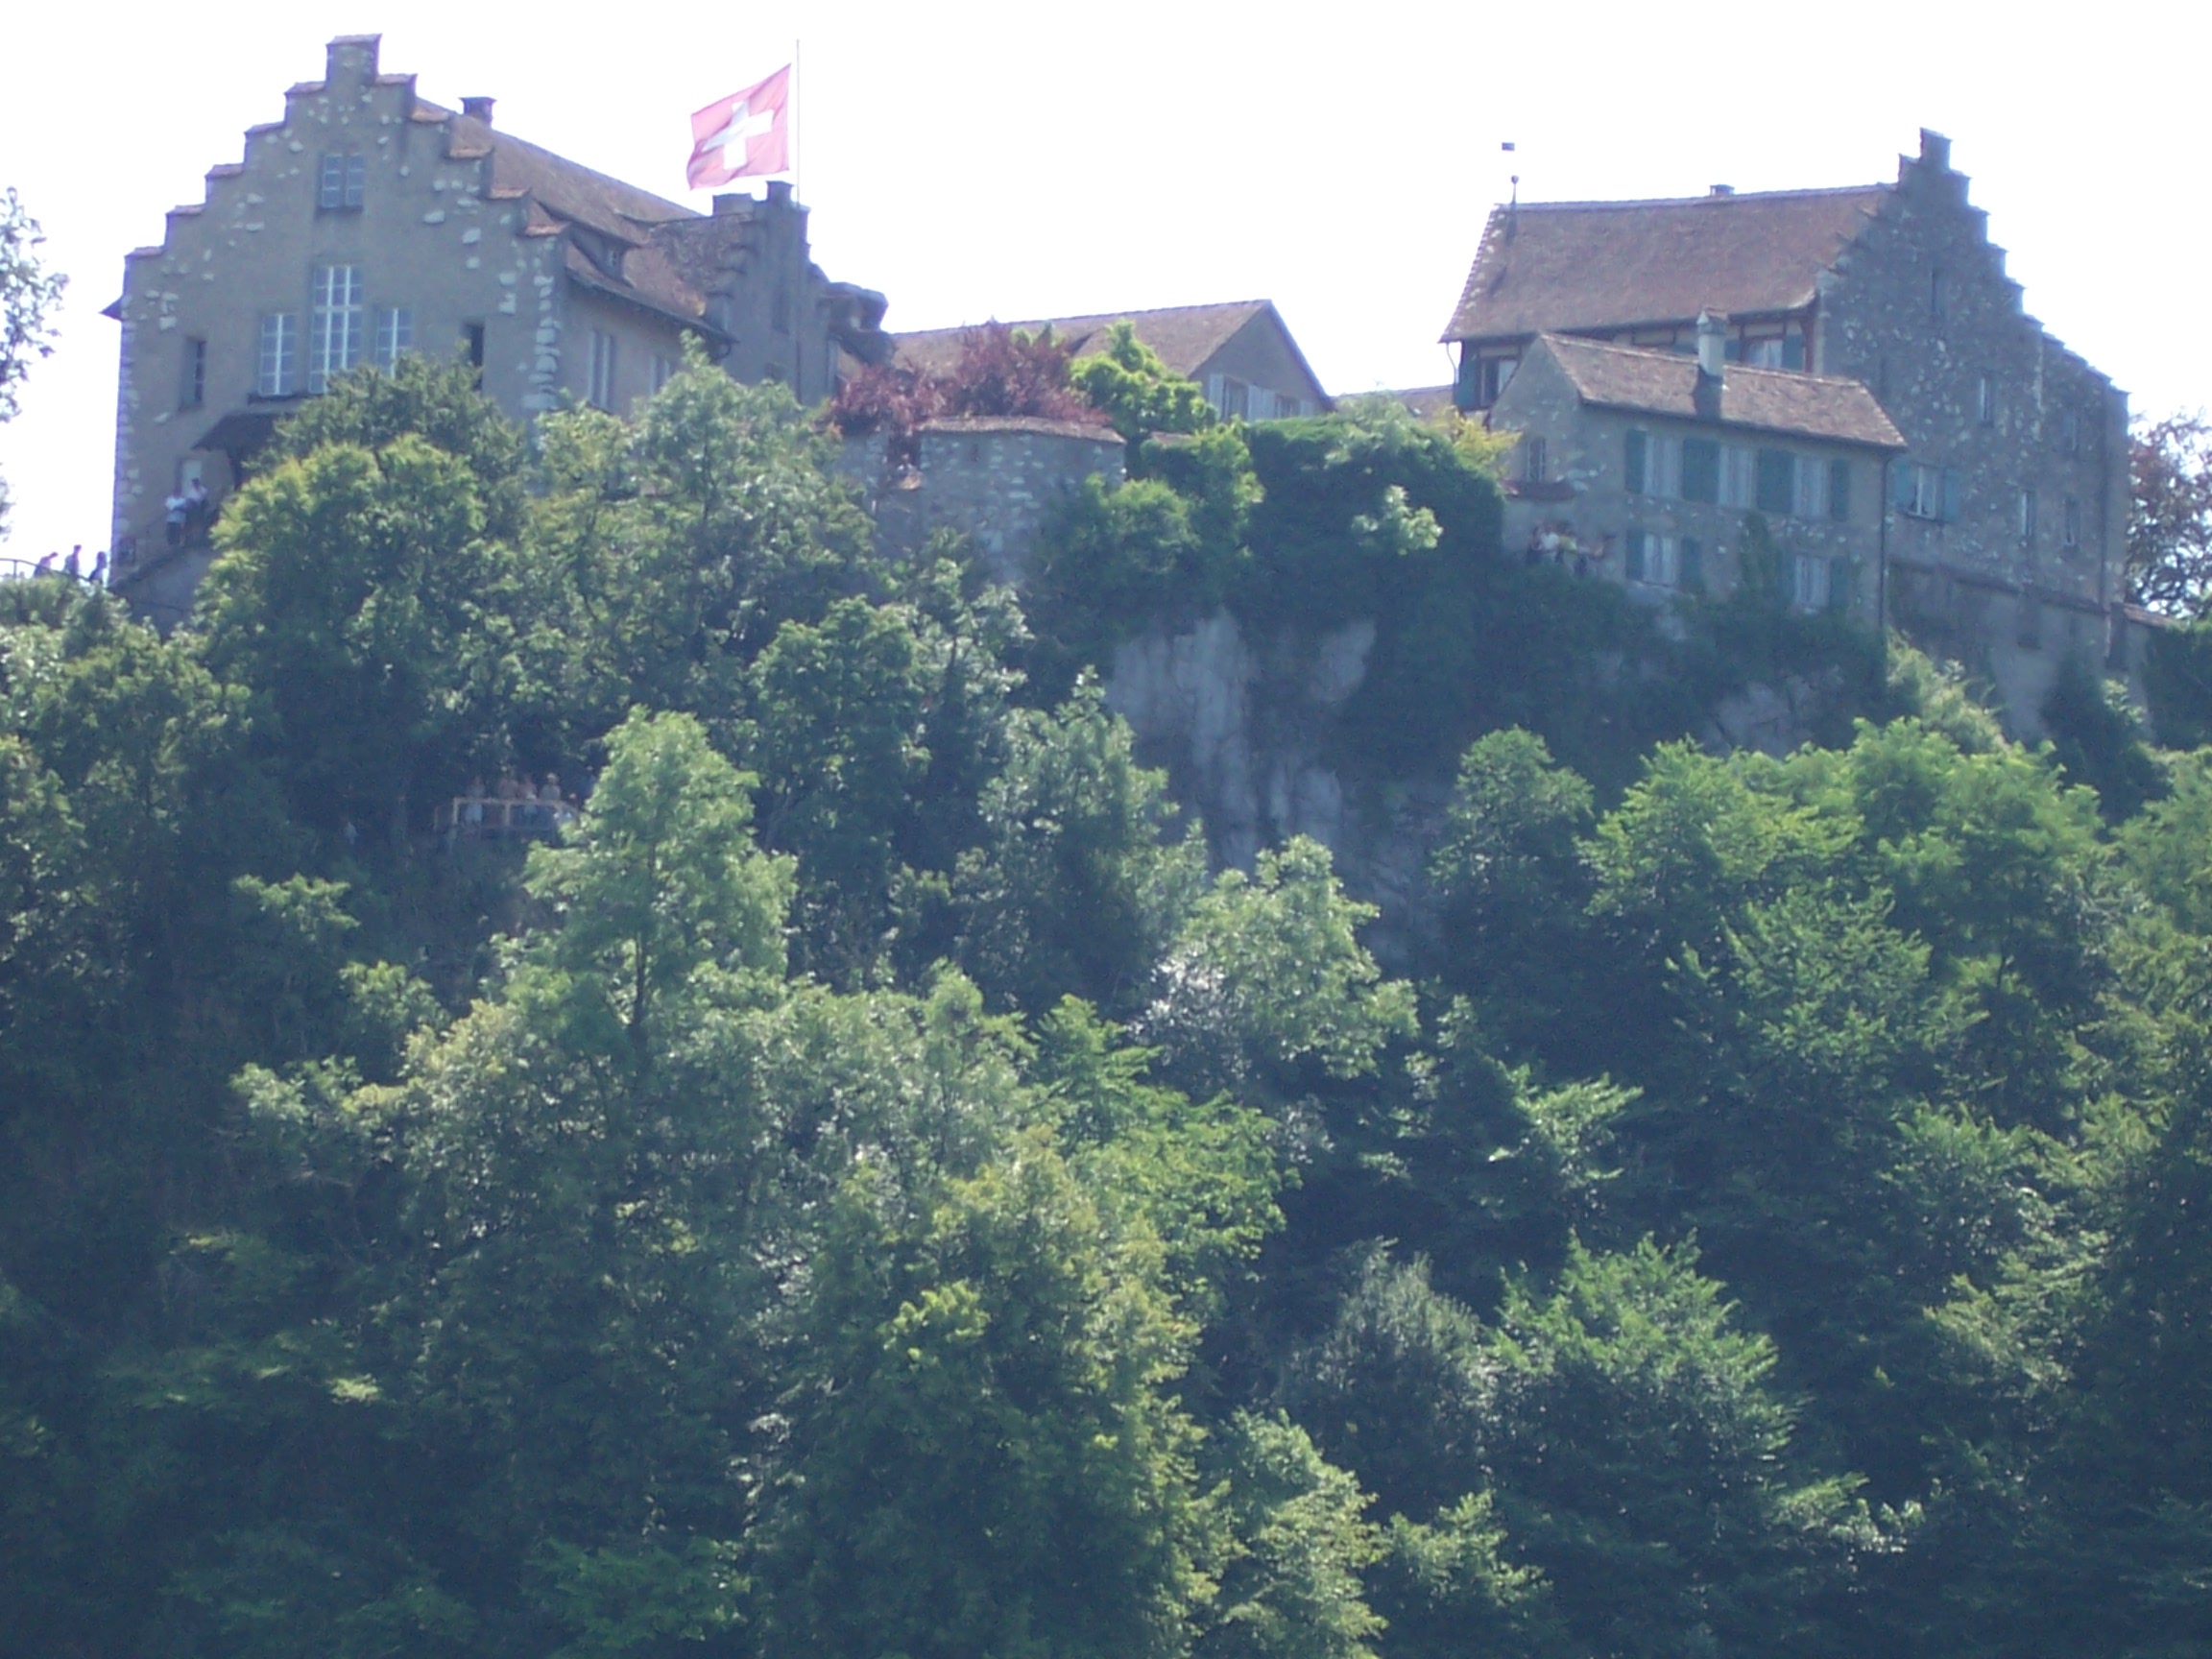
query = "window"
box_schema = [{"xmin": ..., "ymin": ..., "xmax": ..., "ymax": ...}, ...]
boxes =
[
  {"xmin": 2019, "ymin": 489, "xmax": 2037, "ymax": 543},
  {"xmin": 373, "ymin": 307, "xmax": 412, "ymax": 373},
  {"xmin": 651, "ymin": 354, "xmax": 676, "ymax": 394},
  {"xmin": 1978, "ymin": 373, "xmax": 1996, "ymax": 426},
  {"xmin": 1929, "ymin": 267, "xmax": 1946, "ymax": 320},
  {"xmin": 1206, "ymin": 374, "xmax": 1249, "ymax": 420},
  {"xmin": 1791, "ymin": 555, "xmax": 1834, "ymax": 613},
  {"xmin": 1464, "ymin": 353, "xmax": 1517, "ymax": 408},
  {"xmin": 180, "ymin": 337, "xmax": 205, "ymax": 409},
  {"xmin": 1624, "ymin": 531, "xmax": 1702, "ymax": 590},
  {"xmin": 1895, "ymin": 462, "xmax": 1959, "ymax": 522},
  {"xmin": 318, "ymin": 153, "xmax": 367, "ymax": 211},
  {"xmin": 1829, "ymin": 458, "xmax": 1852, "ymax": 522},
  {"xmin": 256, "ymin": 312, "xmax": 299, "ymax": 397},
  {"xmin": 2059, "ymin": 406, "xmax": 2081, "ymax": 454},
  {"xmin": 1755, "ymin": 448, "xmax": 1795, "ymax": 516},
  {"xmin": 307, "ymin": 265, "xmax": 364, "ymax": 393},
  {"xmin": 1523, "ymin": 436, "xmax": 1548, "ymax": 484},
  {"xmin": 1719, "ymin": 444, "xmax": 1756, "ymax": 510},
  {"xmin": 589, "ymin": 328, "xmax": 618, "ymax": 410},
  {"xmin": 2062, "ymin": 496, "xmax": 2081, "ymax": 551},
  {"xmin": 1628, "ymin": 430, "xmax": 1683, "ymax": 498}
]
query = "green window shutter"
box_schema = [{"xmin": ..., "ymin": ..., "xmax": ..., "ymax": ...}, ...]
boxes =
[
  {"xmin": 1625, "ymin": 529, "xmax": 1647, "ymax": 581},
  {"xmin": 1681, "ymin": 439, "xmax": 1719, "ymax": 503},
  {"xmin": 1681, "ymin": 538, "xmax": 1704, "ymax": 592},
  {"xmin": 1755, "ymin": 448, "xmax": 1794, "ymax": 515},
  {"xmin": 1784, "ymin": 330, "xmax": 1806, "ymax": 371},
  {"xmin": 1830, "ymin": 458, "xmax": 1851, "ymax": 522},
  {"xmin": 1624, "ymin": 428, "xmax": 1647, "ymax": 493},
  {"xmin": 1828, "ymin": 559, "xmax": 1852, "ymax": 614},
  {"xmin": 1892, "ymin": 459, "xmax": 1915, "ymax": 513},
  {"xmin": 1942, "ymin": 468, "xmax": 1962, "ymax": 523}
]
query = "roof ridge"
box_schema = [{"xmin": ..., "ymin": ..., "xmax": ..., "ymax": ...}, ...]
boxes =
[
  {"xmin": 1536, "ymin": 331, "xmax": 1881, "ymax": 392},
  {"xmin": 1509, "ymin": 182, "xmax": 1888, "ymax": 212}
]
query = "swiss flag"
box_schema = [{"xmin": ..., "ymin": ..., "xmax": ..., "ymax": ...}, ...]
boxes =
[{"xmin": 687, "ymin": 67, "xmax": 791, "ymax": 190}]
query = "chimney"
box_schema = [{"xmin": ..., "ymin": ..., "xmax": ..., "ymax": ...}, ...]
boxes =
[
  {"xmin": 1919, "ymin": 129, "xmax": 1951, "ymax": 169},
  {"xmin": 711, "ymin": 192, "xmax": 753, "ymax": 217},
  {"xmin": 462, "ymin": 96, "xmax": 495, "ymax": 127},
  {"xmin": 766, "ymin": 179, "xmax": 793, "ymax": 207},
  {"xmin": 1696, "ymin": 309, "xmax": 1728, "ymax": 380},
  {"xmin": 1709, "ymin": 183, "xmax": 1735, "ymax": 197}
]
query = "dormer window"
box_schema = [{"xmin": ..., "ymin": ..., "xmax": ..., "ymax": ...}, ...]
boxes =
[{"xmin": 319, "ymin": 154, "xmax": 366, "ymax": 211}]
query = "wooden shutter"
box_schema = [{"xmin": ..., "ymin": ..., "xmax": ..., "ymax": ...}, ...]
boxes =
[
  {"xmin": 1624, "ymin": 429, "xmax": 1647, "ymax": 494},
  {"xmin": 1828, "ymin": 559, "xmax": 1851, "ymax": 614},
  {"xmin": 1892, "ymin": 460, "xmax": 1915, "ymax": 513},
  {"xmin": 1625, "ymin": 529, "xmax": 1647, "ymax": 581},
  {"xmin": 1680, "ymin": 538, "xmax": 1704, "ymax": 593},
  {"xmin": 1756, "ymin": 449, "xmax": 1794, "ymax": 515},
  {"xmin": 1942, "ymin": 468, "xmax": 1962, "ymax": 523},
  {"xmin": 1830, "ymin": 459, "xmax": 1851, "ymax": 522},
  {"xmin": 1681, "ymin": 439, "xmax": 1719, "ymax": 504}
]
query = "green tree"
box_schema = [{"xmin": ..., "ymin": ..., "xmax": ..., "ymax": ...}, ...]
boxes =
[{"xmin": 0, "ymin": 186, "xmax": 65, "ymax": 535}]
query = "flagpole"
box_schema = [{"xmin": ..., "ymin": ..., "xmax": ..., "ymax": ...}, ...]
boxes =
[{"xmin": 793, "ymin": 37, "xmax": 803, "ymax": 204}]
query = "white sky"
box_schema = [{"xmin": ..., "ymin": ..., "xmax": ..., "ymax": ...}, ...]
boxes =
[{"xmin": 3, "ymin": 0, "xmax": 2205, "ymax": 559}]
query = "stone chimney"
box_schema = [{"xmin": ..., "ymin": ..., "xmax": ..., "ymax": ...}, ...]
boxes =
[
  {"xmin": 462, "ymin": 96, "xmax": 495, "ymax": 127},
  {"xmin": 1919, "ymin": 129, "xmax": 1952, "ymax": 169},
  {"xmin": 1696, "ymin": 309, "xmax": 1728, "ymax": 380}
]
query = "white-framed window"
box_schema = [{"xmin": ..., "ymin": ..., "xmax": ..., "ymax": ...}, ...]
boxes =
[
  {"xmin": 1791, "ymin": 554, "xmax": 1835, "ymax": 613},
  {"xmin": 1625, "ymin": 428, "xmax": 1686, "ymax": 498},
  {"xmin": 589, "ymin": 329, "xmax": 619, "ymax": 410},
  {"xmin": 318, "ymin": 153, "xmax": 366, "ymax": 211},
  {"xmin": 257, "ymin": 312, "xmax": 299, "ymax": 397},
  {"xmin": 2019, "ymin": 489, "xmax": 2038, "ymax": 544},
  {"xmin": 1791, "ymin": 454, "xmax": 1826, "ymax": 520},
  {"xmin": 1896, "ymin": 462, "xmax": 1957, "ymax": 522},
  {"xmin": 308, "ymin": 264, "xmax": 364, "ymax": 393},
  {"xmin": 1719, "ymin": 443, "xmax": 1757, "ymax": 509},
  {"xmin": 1523, "ymin": 435, "xmax": 1548, "ymax": 484},
  {"xmin": 1625, "ymin": 529, "xmax": 1700, "ymax": 589},
  {"xmin": 374, "ymin": 307, "xmax": 412, "ymax": 373},
  {"xmin": 651, "ymin": 354, "xmax": 676, "ymax": 394}
]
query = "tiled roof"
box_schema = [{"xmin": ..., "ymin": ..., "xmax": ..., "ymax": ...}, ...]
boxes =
[
  {"xmin": 1444, "ymin": 186, "xmax": 1888, "ymax": 342},
  {"xmin": 1535, "ymin": 334, "xmax": 1905, "ymax": 450},
  {"xmin": 427, "ymin": 105, "xmax": 697, "ymax": 244},
  {"xmin": 895, "ymin": 301, "xmax": 1277, "ymax": 381},
  {"xmin": 1390, "ymin": 386, "xmax": 1456, "ymax": 419}
]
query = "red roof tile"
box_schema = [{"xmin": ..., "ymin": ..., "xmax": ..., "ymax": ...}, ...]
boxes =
[
  {"xmin": 1531, "ymin": 333, "xmax": 1904, "ymax": 450},
  {"xmin": 1444, "ymin": 186, "xmax": 1887, "ymax": 342}
]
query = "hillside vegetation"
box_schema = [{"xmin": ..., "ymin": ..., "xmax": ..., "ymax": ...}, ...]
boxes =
[{"xmin": 2, "ymin": 349, "xmax": 2205, "ymax": 1659}]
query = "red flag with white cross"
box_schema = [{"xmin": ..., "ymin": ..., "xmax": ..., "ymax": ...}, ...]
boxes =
[{"xmin": 687, "ymin": 67, "xmax": 791, "ymax": 189}]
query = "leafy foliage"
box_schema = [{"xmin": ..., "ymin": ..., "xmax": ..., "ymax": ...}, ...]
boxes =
[{"xmin": 2, "ymin": 347, "xmax": 2207, "ymax": 1659}]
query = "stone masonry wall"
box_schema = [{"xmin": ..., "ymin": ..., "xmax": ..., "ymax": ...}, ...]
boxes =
[
  {"xmin": 1815, "ymin": 132, "xmax": 2128, "ymax": 733},
  {"xmin": 838, "ymin": 419, "xmax": 1124, "ymax": 586}
]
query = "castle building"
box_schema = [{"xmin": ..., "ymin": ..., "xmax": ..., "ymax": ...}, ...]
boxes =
[
  {"xmin": 1445, "ymin": 132, "xmax": 2131, "ymax": 731},
  {"xmin": 1487, "ymin": 322, "xmax": 1905, "ymax": 621},
  {"xmin": 105, "ymin": 35, "xmax": 890, "ymax": 622}
]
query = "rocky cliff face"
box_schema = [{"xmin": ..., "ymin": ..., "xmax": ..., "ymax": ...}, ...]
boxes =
[
  {"xmin": 1105, "ymin": 606, "xmax": 1844, "ymax": 966},
  {"xmin": 1107, "ymin": 610, "xmax": 1451, "ymax": 965}
]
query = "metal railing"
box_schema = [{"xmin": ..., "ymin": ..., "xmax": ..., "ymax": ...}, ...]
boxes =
[{"xmin": 441, "ymin": 796, "xmax": 580, "ymax": 846}]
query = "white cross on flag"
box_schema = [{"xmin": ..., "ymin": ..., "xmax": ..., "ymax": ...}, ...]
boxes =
[{"xmin": 687, "ymin": 66, "xmax": 791, "ymax": 189}]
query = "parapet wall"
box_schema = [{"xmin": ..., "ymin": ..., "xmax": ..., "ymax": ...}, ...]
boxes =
[{"xmin": 837, "ymin": 417, "xmax": 1124, "ymax": 585}]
